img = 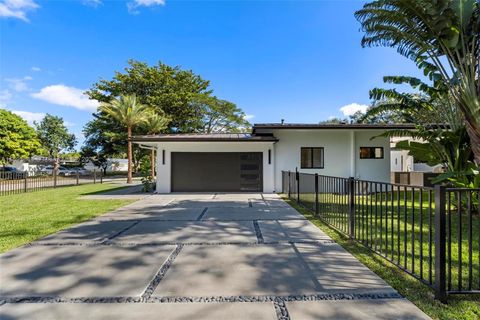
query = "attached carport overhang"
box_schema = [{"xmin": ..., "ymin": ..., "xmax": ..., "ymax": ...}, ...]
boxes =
[{"xmin": 132, "ymin": 134, "xmax": 278, "ymax": 193}]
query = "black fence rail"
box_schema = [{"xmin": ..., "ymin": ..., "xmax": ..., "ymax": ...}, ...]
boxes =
[
  {"xmin": 281, "ymin": 170, "xmax": 480, "ymax": 301},
  {"xmin": 0, "ymin": 170, "xmax": 104, "ymax": 196}
]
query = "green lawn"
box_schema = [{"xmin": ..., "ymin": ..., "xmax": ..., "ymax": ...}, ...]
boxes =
[
  {"xmin": 0, "ymin": 184, "xmax": 136, "ymax": 253},
  {"xmin": 295, "ymin": 191, "xmax": 479, "ymax": 293},
  {"xmin": 283, "ymin": 196, "xmax": 480, "ymax": 320}
]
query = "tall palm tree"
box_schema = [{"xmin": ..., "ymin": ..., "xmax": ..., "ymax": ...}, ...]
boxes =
[
  {"xmin": 355, "ymin": 0, "xmax": 480, "ymax": 164},
  {"xmin": 142, "ymin": 114, "xmax": 170, "ymax": 177},
  {"xmin": 100, "ymin": 94, "xmax": 151, "ymax": 183}
]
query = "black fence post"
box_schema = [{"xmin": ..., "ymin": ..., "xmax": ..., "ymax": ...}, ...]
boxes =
[
  {"xmin": 53, "ymin": 170, "xmax": 57, "ymax": 188},
  {"xmin": 23, "ymin": 174, "xmax": 27, "ymax": 193},
  {"xmin": 100, "ymin": 171, "xmax": 103, "ymax": 184},
  {"xmin": 315, "ymin": 173, "xmax": 319, "ymax": 215},
  {"xmin": 288, "ymin": 171, "xmax": 291, "ymax": 198},
  {"xmin": 434, "ymin": 184, "xmax": 447, "ymax": 302},
  {"xmin": 296, "ymin": 168, "xmax": 300, "ymax": 203},
  {"xmin": 93, "ymin": 169, "xmax": 97, "ymax": 184},
  {"xmin": 76, "ymin": 170, "xmax": 79, "ymax": 185},
  {"xmin": 348, "ymin": 177, "xmax": 355, "ymax": 238}
]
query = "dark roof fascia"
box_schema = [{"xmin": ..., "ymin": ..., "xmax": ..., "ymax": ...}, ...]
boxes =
[
  {"xmin": 252, "ymin": 123, "xmax": 418, "ymax": 132},
  {"xmin": 131, "ymin": 136, "xmax": 279, "ymax": 143}
]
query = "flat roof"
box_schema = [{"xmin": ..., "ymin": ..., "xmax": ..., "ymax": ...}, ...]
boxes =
[
  {"xmin": 252, "ymin": 123, "xmax": 417, "ymax": 131},
  {"xmin": 131, "ymin": 133, "xmax": 278, "ymax": 142}
]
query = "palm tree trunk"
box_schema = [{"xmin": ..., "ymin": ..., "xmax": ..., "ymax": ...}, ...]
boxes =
[
  {"xmin": 466, "ymin": 123, "xmax": 480, "ymax": 166},
  {"xmin": 127, "ymin": 126, "xmax": 133, "ymax": 184},
  {"xmin": 150, "ymin": 149, "xmax": 155, "ymax": 178}
]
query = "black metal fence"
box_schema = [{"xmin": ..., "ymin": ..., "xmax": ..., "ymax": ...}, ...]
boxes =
[
  {"xmin": 282, "ymin": 170, "xmax": 480, "ymax": 301},
  {"xmin": 0, "ymin": 170, "xmax": 103, "ymax": 196}
]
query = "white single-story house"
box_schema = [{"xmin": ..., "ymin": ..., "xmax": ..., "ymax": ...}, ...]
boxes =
[
  {"xmin": 84, "ymin": 158, "xmax": 129, "ymax": 172},
  {"xmin": 132, "ymin": 123, "xmax": 415, "ymax": 193}
]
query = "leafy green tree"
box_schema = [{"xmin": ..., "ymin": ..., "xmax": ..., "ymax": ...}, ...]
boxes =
[
  {"xmin": 87, "ymin": 60, "xmax": 211, "ymax": 133},
  {"xmin": 142, "ymin": 113, "xmax": 170, "ymax": 177},
  {"xmin": 355, "ymin": 0, "xmax": 480, "ymax": 164},
  {"xmin": 80, "ymin": 114, "xmax": 126, "ymax": 173},
  {"xmin": 34, "ymin": 114, "xmax": 76, "ymax": 171},
  {"xmin": 190, "ymin": 95, "xmax": 251, "ymax": 133},
  {"xmin": 99, "ymin": 94, "xmax": 151, "ymax": 183},
  {"xmin": 0, "ymin": 109, "xmax": 40, "ymax": 165}
]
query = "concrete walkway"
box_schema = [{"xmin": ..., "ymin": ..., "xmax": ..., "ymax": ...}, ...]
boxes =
[{"xmin": 0, "ymin": 193, "xmax": 429, "ymax": 320}]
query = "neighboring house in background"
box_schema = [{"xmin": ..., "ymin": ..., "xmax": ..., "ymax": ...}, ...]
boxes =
[
  {"xmin": 84, "ymin": 158, "xmax": 129, "ymax": 173},
  {"xmin": 133, "ymin": 123, "xmax": 415, "ymax": 193},
  {"xmin": 390, "ymin": 137, "xmax": 443, "ymax": 173},
  {"xmin": 390, "ymin": 137, "xmax": 443, "ymax": 186}
]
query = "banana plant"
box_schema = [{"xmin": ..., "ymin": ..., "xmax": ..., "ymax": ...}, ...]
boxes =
[{"xmin": 356, "ymin": 0, "xmax": 480, "ymax": 165}]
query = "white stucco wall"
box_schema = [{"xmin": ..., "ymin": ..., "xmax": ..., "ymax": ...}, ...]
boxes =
[
  {"xmin": 354, "ymin": 130, "xmax": 391, "ymax": 182},
  {"xmin": 152, "ymin": 141, "xmax": 276, "ymax": 193},
  {"xmin": 136, "ymin": 129, "xmax": 392, "ymax": 193},
  {"xmin": 256, "ymin": 129, "xmax": 392, "ymax": 191}
]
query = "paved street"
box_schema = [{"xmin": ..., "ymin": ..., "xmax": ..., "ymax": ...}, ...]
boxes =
[{"xmin": 0, "ymin": 193, "xmax": 429, "ymax": 319}]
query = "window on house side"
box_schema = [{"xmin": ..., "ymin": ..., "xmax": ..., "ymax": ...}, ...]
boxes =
[
  {"xmin": 301, "ymin": 147, "xmax": 324, "ymax": 169},
  {"xmin": 359, "ymin": 147, "xmax": 384, "ymax": 159}
]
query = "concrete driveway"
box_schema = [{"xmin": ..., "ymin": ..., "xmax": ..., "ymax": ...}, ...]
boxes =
[{"xmin": 0, "ymin": 193, "xmax": 429, "ymax": 320}]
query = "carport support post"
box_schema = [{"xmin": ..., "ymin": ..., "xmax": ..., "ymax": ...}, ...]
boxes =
[
  {"xmin": 434, "ymin": 185, "xmax": 447, "ymax": 302},
  {"xmin": 348, "ymin": 177, "xmax": 355, "ymax": 238},
  {"xmin": 314, "ymin": 173, "xmax": 319, "ymax": 215}
]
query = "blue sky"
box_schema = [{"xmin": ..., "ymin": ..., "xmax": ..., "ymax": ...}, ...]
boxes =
[{"xmin": 0, "ymin": 0, "xmax": 422, "ymax": 146}]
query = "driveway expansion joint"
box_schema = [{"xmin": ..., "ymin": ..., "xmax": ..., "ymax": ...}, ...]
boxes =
[
  {"xmin": 0, "ymin": 292, "xmax": 404, "ymax": 305},
  {"xmin": 274, "ymin": 298, "xmax": 290, "ymax": 320},
  {"xmin": 253, "ymin": 220, "xmax": 264, "ymax": 244},
  {"xmin": 26, "ymin": 240, "xmax": 337, "ymax": 247},
  {"xmin": 102, "ymin": 220, "xmax": 140, "ymax": 242},
  {"xmin": 196, "ymin": 207, "xmax": 209, "ymax": 221},
  {"xmin": 141, "ymin": 244, "xmax": 184, "ymax": 300}
]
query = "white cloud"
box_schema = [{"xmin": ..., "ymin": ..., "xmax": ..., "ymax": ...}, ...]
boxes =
[
  {"xmin": 82, "ymin": 0, "xmax": 102, "ymax": 7},
  {"xmin": 11, "ymin": 110, "xmax": 45, "ymax": 124},
  {"xmin": 0, "ymin": 89, "xmax": 12, "ymax": 107},
  {"xmin": 31, "ymin": 66, "xmax": 41, "ymax": 72},
  {"xmin": 127, "ymin": 0, "xmax": 165, "ymax": 14},
  {"xmin": 339, "ymin": 103, "xmax": 369, "ymax": 117},
  {"xmin": 244, "ymin": 114, "xmax": 255, "ymax": 121},
  {"xmin": 31, "ymin": 84, "xmax": 98, "ymax": 111},
  {"xmin": 0, "ymin": 0, "xmax": 39, "ymax": 22},
  {"xmin": 5, "ymin": 76, "xmax": 32, "ymax": 92}
]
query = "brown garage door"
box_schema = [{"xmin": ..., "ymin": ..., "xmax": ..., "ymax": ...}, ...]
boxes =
[{"xmin": 171, "ymin": 152, "xmax": 263, "ymax": 192}]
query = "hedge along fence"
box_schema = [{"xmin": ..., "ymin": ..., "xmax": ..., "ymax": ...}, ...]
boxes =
[{"xmin": 282, "ymin": 170, "xmax": 479, "ymax": 302}]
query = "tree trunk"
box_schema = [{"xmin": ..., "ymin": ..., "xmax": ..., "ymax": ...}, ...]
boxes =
[
  {"xmin": 150, "ymin": 149, "xmax": 155, "ymax": 178},
  {"xmin": 466, "ymin": 123, "xmax": 480, "ymax": 166},
  {"xmin": 127, "ymin": 126, "xmax": 133, "ymax": 184},
  {"xmin": 54, "ymin": 157, "xmax": 60, "ymax": 175}
]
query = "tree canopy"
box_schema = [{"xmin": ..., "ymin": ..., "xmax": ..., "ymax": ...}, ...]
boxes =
[
  {"xmin": 83, "ymin": 60, "xmax": 251, "ymax": 162},
  {"xmin": 0, "ymin": 109, "xmax": 40, "ymax": 165},
  {"xmin": 34, "ymin": 114, "xmax": 76, "ymax": 162},
  {"xmin": 87, "ymin": 60, "xmax": 211, "ymax": 133}
]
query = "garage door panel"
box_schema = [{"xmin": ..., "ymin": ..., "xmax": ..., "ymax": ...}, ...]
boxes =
[{"xmin": 171, "ymin": 152, "xmax": 262, "ymax": 192}]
